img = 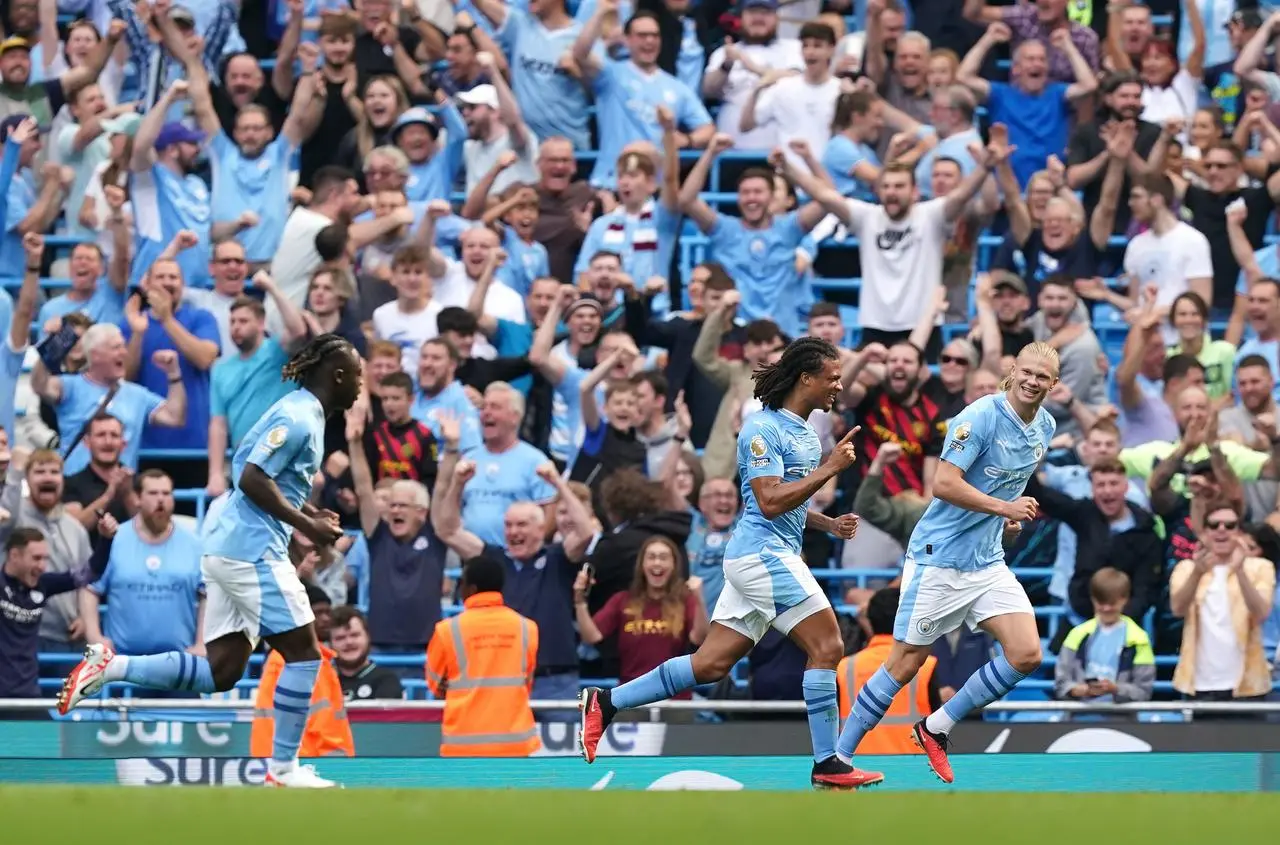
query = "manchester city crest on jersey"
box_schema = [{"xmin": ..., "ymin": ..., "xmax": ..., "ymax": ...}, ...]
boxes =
[
  {"xmin": 145, "ymin": 556, "xmax": 161, "ymax": 572},
  {"xmin": 1034, "ymin": 445, "xmax": 1044, "ymax": 460},
  {"xmin": 953, "ymin": 422, "xmax": 972, "ymax": 442}
]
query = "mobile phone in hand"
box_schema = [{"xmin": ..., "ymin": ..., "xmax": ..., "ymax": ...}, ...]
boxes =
[{"xmin": 36, "ymin": 323, "xmax": 79, "ymax": 373}]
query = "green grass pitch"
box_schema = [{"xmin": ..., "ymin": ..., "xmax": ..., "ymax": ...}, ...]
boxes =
[{"xmin": 2, "ymin": 787, "xmax": 1278, "ymax": 844}]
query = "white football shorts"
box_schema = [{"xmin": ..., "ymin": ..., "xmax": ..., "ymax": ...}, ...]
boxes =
[
  {"xmin": 893, "ymin": 556, "xmax": 1034, "ymax": 646},
  {"xmin": 711, "ymin": 548, "xmax": 830, "ymax": 643},
  {"xmin": 201, "ymin": 555, "xmax": 314, "ymax": 646}
]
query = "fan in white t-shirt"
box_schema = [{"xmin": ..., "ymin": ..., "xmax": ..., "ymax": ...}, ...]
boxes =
[
  {"xmin": 778, "ymin": 129, "xmax": 1006, "ymax": 341},
  {"xmin": 1121, "ymin": 174, "xmax": 1213, "ymax": 343},
  {"xmin": 372, "ymin": 243, "xmax": 445, "ymax": 374},
  {"xmin": 431, "ymin": 227, "xmax": 528, "ymax": 332},
  {"xmin": 701, "ymin": 1, "xmax": 804, "ymax": 151},
  {"xmin": 740, "ymin": 21, "xmax": 842, "ymax": 168}
]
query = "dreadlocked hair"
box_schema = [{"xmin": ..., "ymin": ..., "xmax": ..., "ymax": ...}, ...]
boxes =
[
  {"xmin": 752, "ymin": 337, "xmax": 839, "ymax": 409},
  {"xmin": 281, "ymin": 333, "xmax": 354, "ymax": 384}
]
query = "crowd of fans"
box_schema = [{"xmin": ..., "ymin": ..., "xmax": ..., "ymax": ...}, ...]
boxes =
[{"xmin": 0, "ymin": 0, "xmax": 1279, "ymax": 725}]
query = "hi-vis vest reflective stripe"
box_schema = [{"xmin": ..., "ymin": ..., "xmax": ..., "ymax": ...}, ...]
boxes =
[
  {"xmin": 430, "ymin": 605, "xmax": 540, "ymax": 757},
  {"xmin": 249, "ymin": 648, "xmax": 354, "ymax": 759},
  {"xmin": 837, "ymin": 645, "xmax": 935, "ymax": 755}
]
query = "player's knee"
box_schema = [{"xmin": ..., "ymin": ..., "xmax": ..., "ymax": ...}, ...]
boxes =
[
  {"xmin": 691, "ymin": 652, "xmax": 735, "ymax": 683},
  {"xmin": 209, "ymin": 661, "xmax": 243, "ymax": 692},
  {"xmin": 1006, "ymin": 641, "xmax": 1042, "ymax": 675},
  {"xmin": 808, "ymin": 633, "xmax": 844, "ymax": 669}
]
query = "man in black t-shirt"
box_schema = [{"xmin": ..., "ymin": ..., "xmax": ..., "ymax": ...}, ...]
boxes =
[
  {"xmin": 61, "ymin": 413, "xmax": 137, "ymax": 549},
  {"xmin": 1180, "ymin": 140, "xmax": 1280, "ymax": 311},
  {"xmin": 330, "ymin": 607, "xmax": 405, "ymax": 701},
  {"xmin": 1066, "ymin": 72, "xmax": 1165, "ymax": 234},
  {"xmin": 352, "ymin": 0, "xmax": 443, "ymax": 93},
  {"xmin": 281, "ymin": 13, "xmax": 362, "ymax": 187}
]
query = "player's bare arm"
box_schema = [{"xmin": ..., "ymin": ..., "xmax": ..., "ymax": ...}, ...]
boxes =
[
  {"xmin": 751, "ymin": 426, "xmax": 862, "ymax": 519},
  {"xmin": 240, "ymin": 463, "xmax": 342, "ymax": 547},
  {"xmin": 933, "ymin": 460, "xmax": 1037, "ymax": 522}
]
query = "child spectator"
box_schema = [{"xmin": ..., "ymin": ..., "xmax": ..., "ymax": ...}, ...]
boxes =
[
  {"xmin": 372, "ymin": 244, "xmax": 444, "ymax": 374},
  {"xmin": 570, "ymin": 341, "xmax": 648, "ymax": 504},
  {"xmin": 477, "ymin": 183, "xmax": 549, "ymax": 297},
  {"xmin": 1054, "ymin": 568, "xmax": 1155, "ymax": 703}
]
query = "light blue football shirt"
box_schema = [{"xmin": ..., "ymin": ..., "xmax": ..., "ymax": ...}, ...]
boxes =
[
  {"xmin": 404, "ymin": 103, "xmax": 468, "ymax": 204},
  {"xmin": 208, "ymin": 131, "xmax": 295, "ymax": 263},
  {"xmin": 58, "ymin": 377, "xmax": 165, "ymax": 474},
  {"xmin": 498, "ymin": 226, "xmax": 550, "ymax": 297},
  {"xmin": 916, "ymin": 127, "xmax": 979, "ymax": 199},
  {"xmin": 725, "ymin": 407, "xmax": 822, "ymax": 560},
  {"xmin": 574, "ymin": 200, "xmax": 681, "ymax": 315},
  {"xmin": 461, "ymin": 441, "xmax": 558, "ymax": 545},
  {"xmin": 907, "ymin": 393, "xmax": 1056, "ymax": 571},
  {"xmin": 131, "ymin": 163, "xmax": 213, "ymax": 288},
  {"xmin": 210, "ymin": 337, "xmax": 292, "ymax": 447},
  {"xmin": 590, "ymin": 58, "xmax": 712, "ymax": 187},
  {"xmin": 706, "ymin": 210, "xmax": 809, "ymax": 338},
  {"xmin": 37, "ymin": 282, "xmax": 127, "ymax": 332},
  {"xmin": 410, "ymin": 380, "xmax": 482, "ymax": 454},
  {"xmin": 90, "ymin": 518, "xmax": 204, "ymax": 655},
  {"xmin": 501, "ymin": 7, "xmax": 592, "ymax": 150},
  {"xmin": 822, "ymin": 134, "xmax": 879, "ymax": 200},
  {"xmin": 205, "ymin": 388, "xmax": 326, "ymax": 563},
  {"xmin": 0, "ymin": 337, "xmax": 23, "ymax": 442},
  {"xmin": 548, "ymin": 357, "xmax": 589, "ymax": 465},
  {"xmin": 1236, "ymin": 338, "xmax": 1280, "ymax": 403}
]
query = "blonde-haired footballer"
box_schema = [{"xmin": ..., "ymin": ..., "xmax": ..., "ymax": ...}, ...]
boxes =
[{"xmin": 835, "ymin": 343, "xmax": 1060, "ymax": 783}]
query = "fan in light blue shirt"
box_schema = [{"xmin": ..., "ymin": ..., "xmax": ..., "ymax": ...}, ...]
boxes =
[
  {"xmin": 204, "ymin": 78, "xmax": 321, "ymax": 263},
  {"xmin": 462, "ymin": 441, "xmax": 558, "ymax": 545},
  {"xmin": 89, "ymin": 515, "xmax": 205, "ymax": 656},
  {"xmin": 411, "ymin": 378, "xmax": 482, "ymax": 455},
  {"xmin": 398, "ymin": 104, "xmax": 468, "ymax": 203},
  {"xmin": 488, "ymin": 1, "xmax": 593, "ymax": 150},
  {"xmin": 822, "ymin": 134, "xmax": 880, "ymax": 200},
  {"xmin": 1234, "ymin": 247, "xmax": 1280, "ymax": 347},
  {"xmin": 211, "ymin": 336, "xmax": 292, "ymax": 448},
  {"xmin": 0, "ymin": 169, "xmax": 36, "ymax": 287},
  {"xmin": 130, "ymin": 123, "xmax": 214, "ymax": 289},
  {"xmin": 682, "ymin": 155, "xmax": 826, "ymax": 338},
  {"xmin": 916, "ymin": 129, "xmax": 980, "ymax": 199},
  {"xmin": 56, "ymin": 375, "xmax": 167, "ymax": 474},
  {"xmin": 577, "ymin": 15, "xmax": 713, "ymax": 188},
  {"xmin": 37, "ymin": 270, "xmax": 128, "ymax": 334},
  {"xmin": 498, "ymin": 224, "xmax": 551, "ymax": 296},
  {"xmin": 574, "ymin": 172, "xmax": 682, "ymax": 316}
]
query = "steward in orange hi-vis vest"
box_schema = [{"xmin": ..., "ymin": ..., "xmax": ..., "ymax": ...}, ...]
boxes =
[
  {"xmin": 251, "ymin": 645, "xmax": 354, "ymax": 759},
  {"xmin": 837, "ymin": 635, "xmax": 938, "ymax": 754},
  {"xmin": 426, "ymin": 555, "xmax": 540, "ymax": 757}
]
